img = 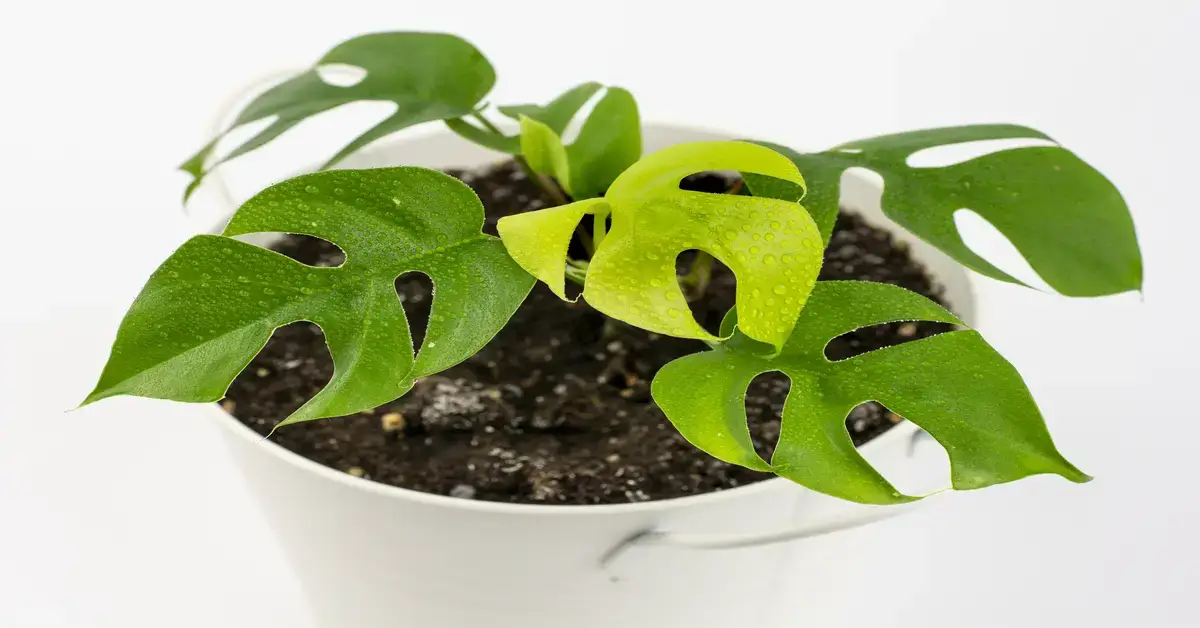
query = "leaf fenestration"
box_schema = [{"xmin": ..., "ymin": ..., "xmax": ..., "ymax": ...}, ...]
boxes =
[
  {"xmin": 745, "ymin": 125, "xmax": 1142, "ymax": 296},
  {"xmin": 499, "ymin": 141, "xmax": 823, "ymax": 350},
  {"xmin": 652, "ymin": 280, "xmax": 1090, "ymax": 504},
  {"xmin": 86, "ymin": 168, "xmax": 534, "ymax": 428},
  {"xmin": 181, "ymin": 32, "xmax": 496, "ymax": 201}
]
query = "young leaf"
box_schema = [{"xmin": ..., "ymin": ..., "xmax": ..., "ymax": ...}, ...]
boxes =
[
  {"xmin": 520, "ymin": 115, "xmax": 573, "ymax": 189},
  {"xmin": 454, "ymin": 84, "xmax": 641, "ymax": 200},
  {"xmin": 652, "ymin": 280, "xmax": 1090, "ymax": 504},
  {"xmin": 499, "ymin": 141, "xmax": 823, "ymax": 350},
  {"xmin": 85, "ymin": 168, "xmax": 534, "ymax": 429},
  {"xmin": 445, "ymin": 81, "xmax": 604, "ymax": 154},
  {"xmin": 181, "ymin": 32, "xmax": 495, "ymax": 201},
  {"xmin": 746, "ymin": 125, "xmax": 1142, "ymax": 296},
  {"xmin": 496, "ymin": 197, "xmax": 609, "ymax": 299},
  {"xmin": 555, "ymin": 87, "xmax": 641, "ymax": 199},
  {"xmin": 497, "ymin": 82, "xmax": 603, "ymax": 131}
]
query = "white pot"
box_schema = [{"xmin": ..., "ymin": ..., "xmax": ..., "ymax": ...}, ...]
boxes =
[{"xmin": 208, "ymin": 124, "xmax": 975, "ymax": 628}]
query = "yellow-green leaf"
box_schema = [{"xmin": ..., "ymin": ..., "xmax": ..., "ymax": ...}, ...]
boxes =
[
  {"xmin": 496, "ymin": 197, "xmax": 608, "ymax": 299},
  {"xmin": 499, "ymin": 141, "xmax": 822, "ymax": 350}
]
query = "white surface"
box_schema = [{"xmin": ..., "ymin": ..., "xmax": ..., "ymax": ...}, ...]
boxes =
[{"xmin": 0, "ymin": 1, "xmax": 1196, "ymax": 626}]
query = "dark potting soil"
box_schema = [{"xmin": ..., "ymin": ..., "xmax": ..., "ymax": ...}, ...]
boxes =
[{"xmin": 224, "ymin": 161, "xmax": 953, "ymax": 505}]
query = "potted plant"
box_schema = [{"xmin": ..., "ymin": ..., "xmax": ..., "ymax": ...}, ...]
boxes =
[{"xmin": 82, "ymin": 32, "xmax": 1141, "ymax": 627}]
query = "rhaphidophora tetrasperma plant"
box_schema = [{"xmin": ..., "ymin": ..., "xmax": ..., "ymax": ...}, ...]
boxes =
[{"xmin": 84, "ymin": 32, "xmax": 1142, "ymax": 504}]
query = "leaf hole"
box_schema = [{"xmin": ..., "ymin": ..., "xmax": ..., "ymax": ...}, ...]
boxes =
[
  {"xmin": 396, "ymin": 271, "xmax": 435, "ymax": 352},
  {"xmin": 232, "ymin": 233, "xmax": 346, "ymax": 268},
  {"xmin": 225, "ymin": 321, "xmax": 335, "ymax": 431},
  {"xmin": 953, "ymin": 208, "xmax": 1054, "ymax": 291},
  {"xmin": 851, "ymin": 405, "xmax": 951, "ymax": 496},
  {"xmin": 905, "ymin": 137, "xmax": 1056, "ymax": 169},
  {"xmin": 844, "ymin": 401, "xmax": 904, "ymax": 447},
  {"xmin": 315, "ymin": 63, "xmax": 368, "ymax": 88},
  {"xmin": 823, "ymin": 319, "xmax": 955, "ymax": 361},
  {"xmin": 676, "ymin": 250, "xmax": 734, "ymax": 336},
  {"xmin": 745, "ymin": 372, "xmax": 790, "ymax": 461},
  {"xmin": 678, "ymin": 170, "xmax": 742, "ymax": 194}
]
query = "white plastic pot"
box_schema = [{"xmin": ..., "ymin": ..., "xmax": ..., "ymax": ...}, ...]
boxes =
[{"xmin": 208, "ymin": 124, "xmax": 975, "ymax": 628}]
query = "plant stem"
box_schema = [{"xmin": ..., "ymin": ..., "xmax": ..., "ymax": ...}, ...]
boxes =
[
  {"xmin": 521, "ymin": 160, "xmax": 569, "ymax": 204},
  {"xmin": 525, "ymin": 162, "xmax": 571, "ymax": 205},
  {"xmin": 592, "ymin": 212, "xmax": 607, "ymax": 248},
  {"xmin": 564, "ymin": 263, "xmax": 588, "ymax": 287},
  {"xmin": 470, "ymin": 112, "xmax": 503, "ymax": 135},
  {"xmin": 681, "ymin": 251, "xmax": 714, "ymax": 299}
]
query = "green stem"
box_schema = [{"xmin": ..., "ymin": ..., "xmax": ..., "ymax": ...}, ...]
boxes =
[
  {"xmin": 470, "ymin": 112, "xmax": 503, "ymax": 135},
  {"xmin": 523, "ymin": 161, "xmax": 571, "ymax": 205},
  {"xmin": 681, "ymin": 251, "xmax": 714, "ymax": 299},
  {"xmin": 565, "ymin": 263, "xmax": 588, "ymax": 287},
  {"xmin": 592, "ymin": 212, "xmax": 607, "ymax": 248}
]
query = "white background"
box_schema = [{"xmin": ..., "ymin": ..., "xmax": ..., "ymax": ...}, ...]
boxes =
[{"xmin": 2, "ymin": 1, "xmax": 1197, "ymax": 626}]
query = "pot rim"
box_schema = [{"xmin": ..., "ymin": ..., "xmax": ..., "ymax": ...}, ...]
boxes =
[
  {"xmin": 208, "ymin": 400, "xmax": 921, "ymax": 516},
  {"xmin": 206, "ymin": 122, "xmax": 970, "ymax": 517}
]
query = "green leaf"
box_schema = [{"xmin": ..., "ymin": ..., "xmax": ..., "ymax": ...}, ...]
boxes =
[
  {"xmin": 498, "ymin": 82, "xmax": 603, "ymax": 133},
  {"xmin": 496, "ymin": 197, "xmax": 609, "ymax": 299},
  {"xmin": 559, "ymin": 87, "xmax": 641, "ymax": 199},
  {"xmin": 85, "ymin": 168, "xmax": 534, "ymax": 429},
  {"xmin": 746, "ymin": 125, "xmax": 1142, "ymax": 296},
  {"xmin": 520, "ymin": 115, "xmax": 572, "ymax": 187},
  {"xmin": 445, "ymin": 82, "xmax": 610, "ymax": 159},
  {"xmin": 517, "ymin": 87, "xmax": 642, "ymax": 199},
  {"xmin": 743, "ymin": 162, "xmax": 845, "ymax": 246},
  {"xmin": 181, "ymin": 32, "xmax": 495, "ymax": 202},
  {"xmin": 652, "ymin": 280, "xmax": 1090, "ymax": 504},
  {"xmin": 444, "ymin": 117, "xmax": 521, "ymax": 154},
  {"xmin": 500, "ymin": 141, "xmax": 823, "ymax": 350}
]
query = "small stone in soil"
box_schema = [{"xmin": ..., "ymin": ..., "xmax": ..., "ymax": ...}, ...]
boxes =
[
  {"xmin": 450, "ymin": 484, "xmax": 477, "ymax": 500},
  {"xmin": 380, "ymin": 412, "xmax": 406, "ymax": 433}
]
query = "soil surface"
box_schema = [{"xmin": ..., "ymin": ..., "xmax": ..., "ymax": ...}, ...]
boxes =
[{"xmin": 224, "ymin": 161, "xmax": 953, "ymax": 505}]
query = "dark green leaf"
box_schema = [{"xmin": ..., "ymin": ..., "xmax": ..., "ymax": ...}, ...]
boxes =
[
  {"xmin": 86, "ymin": 168, "xmax": 534, "ymax": 428},
  {"xmin": 747, "ymin": 125, "xmax": 1142, "ymax": 296},
  {"xmin": 181, "ymin": 32, "xmax": 495, "ymax": 201},
  {"xmin": 652, "ymin": 280, "xmax": 1090, "ymax": 504}
]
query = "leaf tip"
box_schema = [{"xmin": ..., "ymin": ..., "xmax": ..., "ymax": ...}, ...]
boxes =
[
  {"xmin": 1060, "ymin": 463, "xmax": 1093, "ymax": 484},
  {"xmin": 75, "ymin": 385, "xmax": 114, "ymax": 410},
  {"xmin": 181, "ymin": 177, "xmax": 202, "ymax": 204}
]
